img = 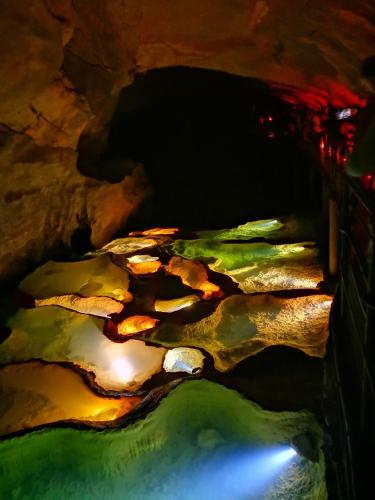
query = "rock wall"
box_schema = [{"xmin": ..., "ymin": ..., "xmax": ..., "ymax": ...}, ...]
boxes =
[{"xmin": 1, "ymin": 0, "xmax": 374, "ymax": 282}]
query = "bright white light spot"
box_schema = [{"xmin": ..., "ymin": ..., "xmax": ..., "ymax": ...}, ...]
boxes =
[
  {"xmin": 111, "ymin": 358, "xmax": 133, "ymax": 381},
  {"xmin": 271, "ymin": 447, "xmax": 298, "ymax": 466},
  {"xmin": 336, "ymin": 108, "xmax": 352, "ymax": 120},
  {"xmin": 260, "ymin": 219, "xmax": 280, "ymax": 228},
  {"xmin": 127, "ymin": 254, "xmax": 159, "ymax": 263},
  {"xmin": 163, "ymin": 347, "xmax": 205, "ymax": 374}
]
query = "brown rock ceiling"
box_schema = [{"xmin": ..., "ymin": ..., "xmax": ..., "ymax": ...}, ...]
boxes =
[{"xmin": 1, "ymin": 0, "xmax": 374, "ymax": 282}]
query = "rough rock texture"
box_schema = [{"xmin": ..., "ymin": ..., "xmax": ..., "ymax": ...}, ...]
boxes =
[
  {"xmin": 1, "ymin": 306, "xmax": 167, "ymax": 392},
  {"xmin": 142, "ymin": 294, "xmax": 332, "ymax": 371},
  {"xmin": 36, "ymin": 294, "xmax": 124, "ymax": 318},
  {"xmin": 19, "ymin": 255, "xmax": 132, "ymax": 301},
  {"xmin": 0, "ymin": 380, "xmax": 327, "ymax": 500},
  {"xmin": 1, "ymin": 0, "xmax": 375, "ymax": 281},
  {"xmin": 0, "ymin": 362, "xmax": 142, "ymax": 436},
  {"xmin": 0, "ymin": 127, "xmax": 148, "ymax": 283},
  {"xmin": 171, "ymin": 240, "xmax": 323, "ymax": 293}
]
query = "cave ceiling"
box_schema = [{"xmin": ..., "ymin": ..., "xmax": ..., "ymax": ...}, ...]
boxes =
[{"xmin": 0, "ymin": 0, "xmax": 374, "ymax": 281}]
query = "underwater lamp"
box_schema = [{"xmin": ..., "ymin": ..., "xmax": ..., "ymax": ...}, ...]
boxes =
[{"xmin": 290, "ymin": 431, "xmax": 320, "ymax": 462}]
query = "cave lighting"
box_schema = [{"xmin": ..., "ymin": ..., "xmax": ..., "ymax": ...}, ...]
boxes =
[
  {"xmin": 278, "ymin": 447, "xmax": 298, "ymax": 461},
  {"xmin": 171, "ymin": 240, "xmax": 318, "ymax": 271},
  {"xmin": 19, "ymin": 255, "xmax": 132, "ymax": 302},
  {"xmin": 142, "ymin": 294, "xmax": 332, "ymax": 372},
  {"xmin": 319, "ymin": 136, "xmax": 325, "ymax": 154},
  {"xmin": 129, "ymin": 227, "xmax": 179, "ymax": 236},
  {"xmin": 0, "ymin": 362, "xmax": 142, "ymax": 436},
  {"xmin": 154, "ymin": 295, "xmax": 200, "ymax": 313},
  {"xmin": 335, "ymin": 108, "xmax": 352, "ymax": 120},
  {"xmin": 127, "ymin": 254, "xmax": 159, "ymax": 263},
  {"xmin": 163, "ymin": 347, "xmax": 205, "ymax": 374},
  {"xmin": 360, "ymin": 173, "xmax": 375, "ymax": 191},
  {"xmin": 117, "ymin": 315, "xmax": 159, "ymax": 336},
  {"xmin": 127, "ymin": 261, "xmax": 161, "ymax": 274},
  {"xmin": 197, "ymin": 218, "xmax": 284, "ymax": 241},
  {"xmin": 0, "ymin": 380, "xmax": 325, "ymax": 498},
  {"xmin": 2, "ymin": 306, "xmax": 166, "ymax": 391},
  {"xmin": 99, "ymin": 237, "xmax": 159, "ymax": 255},
  {"xmin": 126, "ymin": 254, "xmax": 162, "ymax": 274},
  {"xmin": 196, "ymin": 216, "xmax": 317, "ymax": 243},
  {"xmin": 111, "ymin": 358, "xmax": 133, "ymax": 380},
  {"xmin": 171, "ymin": 240, "xmax": 323, "ymax": 293},
  {"xmin": 181, "ymin": 445, "xmax": 299, "ymax": 499},
  {"xmin": 165, "ymin": 256, "xmax": 222, "ymax": 299},
  {"xmin": 36, "ymin": 294, "xmax": 124, "ymax": 318},
  {"xmin": 290, "ymin": 432, "xmax": 320, "ymax": 462},
  {"xmin": 199, "ymin": 281, "xmax": 222, "ymax": 299}
]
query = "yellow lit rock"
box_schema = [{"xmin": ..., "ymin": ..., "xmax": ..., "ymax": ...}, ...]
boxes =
[
  {"xmin": 36, "ymin": 294, "xmax": 124, "ymax": 318},
  {"xmin": 126, "ymin": 254, "xmax": 161, "ymax": 274},
  {"xmin": 165, "ymin": 256, "xmax": 222, "ymax": 299},
  {"xmin": 154, "ymin": 295, "xmax": 200, "ymax": 313},
  {"xmin": 99, "ymin": 237, "xmax": 159, "ymax": 255},
  {"xmin": 197, "ymin": 218, "xmax": 284, "ymax": 240},
  {"xmin": 129, "ymin": 227, "xmax": 179, "ymax": 236},
  {"xmin": 127, "ymin": 255, "xmax": 160, "ymax": 263},
  {"xmin": 19, "ymin": 255, "xmax": 132, "ymax": 302},
  {"xmin": 143, "ymin": 294, "xmax": 332, "ymax": 371},
  {"xmin": 2, "ymin": 307, "xmax": 166, "ymax": 392},
  {"xmin": 163, "ymin": 347, "xmax": 205, "ymax": 374},
  {"xmin": 117, "ymin": 315, "xmax": 160, "ymax": 336},
  {"xmin": 0, "ymin": 362, "xmax": 142, "ymax": 436},
  {"xmin": 224, "ymin": 256, "xmax": 323, "ymax": 293},
  {"xmin": 127, "ymin": 261, "xmax": 161, "ymax": 274},
  {"xmin": 172, "ymin": 240, "xmax": 323, "ymax": 293}
]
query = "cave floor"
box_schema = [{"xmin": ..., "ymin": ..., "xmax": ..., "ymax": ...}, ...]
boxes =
[{"xmin": 0, "ymin": 218, "xmax": 331, "ymax": 499}]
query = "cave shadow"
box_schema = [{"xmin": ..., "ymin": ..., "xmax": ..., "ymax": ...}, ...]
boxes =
[{"xmin": 78, "ymin": 66, "xmax": 321, "ymax": 230}]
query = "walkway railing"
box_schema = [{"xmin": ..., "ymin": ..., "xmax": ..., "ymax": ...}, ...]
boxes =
[{"xmin": 323, "ymin": 157, "xmax": 375, "ymax": 500}]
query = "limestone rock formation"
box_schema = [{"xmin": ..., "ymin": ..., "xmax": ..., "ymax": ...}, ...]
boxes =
[
  {"xmin": 163, "ymin": 347, "xmax": 205, "ymax": 374},
  {"xmin": 171, "ymin": 240, "xmax": 323, "ymax": 293},
  {"xmin": 19, "ymin": 255, "xmax": 132, "ymax": 302},
  {"xmin": 0, "ymin": 128, "xmax": 148, "ymax": 283},
  {"xmin": 142, "ymin": 294, "xmax": 332, "ymax": 371},
  {"xmin": 1, "ymin": 306, "xmax": 167, "ymax": 391},
  {"xmin": 1, "ymin": 0, "xmax": 374, "ymax": 281},
  {"xmin": 35, "ymin": 295, "xmax": 124, "ymax": 318},
  {"xmin": 0, "ymin": 380, "xmax": 327, "ymax": 499},
  {"xmin": 0, "ymin": 362, "xmax": 142, "ymax": 436}
]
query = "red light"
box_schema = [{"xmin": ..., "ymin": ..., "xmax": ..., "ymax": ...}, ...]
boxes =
[
  {"xmin": 268, "ymin": 116, "xmax": 273, "ymax": 122},
  {"xmin": 336, "ymin": 150, "xmax": 341, "ymax": 165},
  {"xmin": 360, "ymin": 173, "xmax": 375, "ymax": 191}
]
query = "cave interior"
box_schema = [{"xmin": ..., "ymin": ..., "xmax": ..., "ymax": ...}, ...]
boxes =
[{"xmin": 1, "ymin": 3, "xmax": 375, "ymax": 499}]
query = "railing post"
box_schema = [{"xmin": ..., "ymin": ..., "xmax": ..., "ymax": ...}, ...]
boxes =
[{"xmin": 329, "ymin": 199, "xmax": 339, "ymax": 276}]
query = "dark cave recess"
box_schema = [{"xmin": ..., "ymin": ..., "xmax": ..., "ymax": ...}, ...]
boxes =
[{"xmin": 78, "ymin": 67, "xmax": 321, "ymax": 229}]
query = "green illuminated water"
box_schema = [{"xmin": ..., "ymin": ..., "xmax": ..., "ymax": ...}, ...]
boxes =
[
  {"xmin": 0, "ymin": 380, "xmax": 326, "ymax": 500},
  {"xmin": 171, "ymin": 240, "xmax": 317, "ymax": 272}
]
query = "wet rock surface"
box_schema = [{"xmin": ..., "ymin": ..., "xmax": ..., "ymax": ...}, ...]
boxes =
[
  {"xmin": 0, "ymin": 217, "xmax": 331, "ymax": 497},
  {"xmin": 1, "ymin": 0, "xmax": 374, "ymax": 280},
  {"xmin": 0, "ymin": 379, "xmax": 327, "ymax": 499}
]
